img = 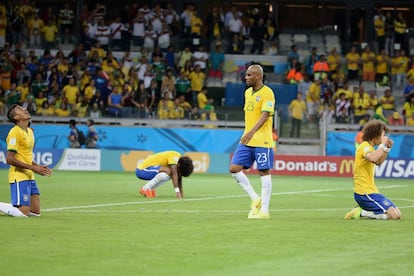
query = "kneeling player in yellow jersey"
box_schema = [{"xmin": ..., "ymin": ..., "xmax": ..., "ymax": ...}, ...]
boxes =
[
  {"xmin": 344, "ymin": 120, "xmax": 401, "ymax": 220},
  {"xmin": 136, "ymin": 151, "xmax": 194, "ymax": 198}
]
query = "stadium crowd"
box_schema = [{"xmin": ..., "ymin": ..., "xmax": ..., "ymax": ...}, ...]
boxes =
[
  {"xmin": 0, "ymin": 1, "xmax": 413, "ymax": 129},
  {"xmin": 286, "ymin": 8, "xmax": 414, "ymax": 128}
]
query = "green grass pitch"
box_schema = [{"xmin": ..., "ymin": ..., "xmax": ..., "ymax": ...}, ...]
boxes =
[{"xmin": 0, "ymin": 170, "xmax": 413, "ymax": 275}]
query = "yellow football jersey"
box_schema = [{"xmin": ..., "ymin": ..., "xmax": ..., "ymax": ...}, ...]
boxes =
[
  {"xmin": 6, "ymin": 126, "xmax": 35, "ymax": 183},
  {"xmin": 243, "ymin": 85, "xmax": 275, "ymax": 148},
  {"xmin": 354, "ymin": 141, "xmax": 379, "ymax": 195},
  {"xmin": 137, "ymin": 151, "xmax": 180, "ymax": 169}
]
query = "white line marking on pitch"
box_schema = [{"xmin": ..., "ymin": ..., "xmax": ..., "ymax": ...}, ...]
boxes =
[
  {"xmin": 45, "ymin": 205, "xmax": 414, "ymax": 214},
  {"xmin": 43, "ymin": 185, "xmax": 409, "ymax": 212}
]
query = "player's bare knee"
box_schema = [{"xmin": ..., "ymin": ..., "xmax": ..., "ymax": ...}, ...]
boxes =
[{"xmin": 229, "ymin": 164, "xmax": 241, "ymax": 173}]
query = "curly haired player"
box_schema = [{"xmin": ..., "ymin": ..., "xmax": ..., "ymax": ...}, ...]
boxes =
[
  {"xmin": 344, "ymin": 120, "xmax": 401, "ymax": 220},
  {"xmin": 136, "ymin": 151, "xmax": 194, "ymax": 198}
]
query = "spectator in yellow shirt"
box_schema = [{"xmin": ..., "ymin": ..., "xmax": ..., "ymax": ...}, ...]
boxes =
[
  {"xmin": 17, "ymin": 78, "xmax": 30, "ymax": 104},
  {"xmin": 327, "ymin": 48, "xmax": 341, "ymax": 80},
  {"xmin": 352, "ymin": 85, "xmax": 370, "ymax": 124},
  {"xmin": 62, "ymin": 78, "xmax": 80, "ymax": 108},
  {"xmin": 42, "ymin": 20, "xmax": 58, "ymax": 49},
  {"xmin": 375, "ymin": 49, "xmax": 389, "ymax": 86},
  {"xmin": 379, "ymin": 88, "xmax": 395, "ymax": 118},
  {"xmin": 391, "ymin": 50, "xmax": 409, "ymax": 90},
  {"xmin": 361, "ymin": 45, "xmax": 376, "ymax": 81},
  {"xmin": 306, "ymin": 78, "xmax": 321, "ymax": 128},
  {"xmin": 197, "ymin": 86, "xmax": 208, "ymax": 109},
  {"xmin": 346, "ymin": 46, "xmax": 360, "ymax": 81},
  {"xmin": 157, "ymin": 94, "xmax": 174, "ymax": 119},
  {"xmin": 406, "ymin": 112, "xmax": 414, "ymax": 126},
  {"xmin": 36, "ymin": 100, "xmax": 55, "ymax": 116},
  {"xmin": 190, "ymin": 9, "xmax": 203, "ymax": 38},
  {"xmin": 169, "ymin": 98, "xmax": 185, "ymax": 119},
  {"xmin": 403, "ymin": 96, "xmax": 414, "ymax": 123},
  {"xmin": 28, "ymin": 13, "xmax": 44, "ymax": 47},
  {"xmin": 289, "ymin": 92, "xmax": 307, "ymax": 137},
  {"xmin": 374, "ymin": 9, "xmax": 386, "ymax": 52},
  {"xmin": 54, "ymin": 101, "xmax": 71, "ymax": 117},
  {"xmin": 189, "ymin": 64, "xmax": 205, "ymax": 106}
]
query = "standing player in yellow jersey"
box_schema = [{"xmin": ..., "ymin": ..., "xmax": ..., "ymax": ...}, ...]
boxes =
[
  {"xmin": 230, "ymin": 64, "xmax": 275, "ymax": 219},
  {"xmin": 0, "ymin": 104, "xmax": 52, "ymax": 217},
  {"xmin": 344, "ymin": 120, "xmax": 401, "ymax": 220},
  {"xmin": 137, "ymin": 151, "xmax": 194, "ymax": 198}
]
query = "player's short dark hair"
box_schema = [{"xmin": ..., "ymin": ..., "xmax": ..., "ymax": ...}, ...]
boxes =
[
  {"xmin": 178, "ymin": 156, "xmax": 194, "ymax": 177},
  {"xmin": 7, "ymin": 104, "xmax": 19, "ymax": 124}
]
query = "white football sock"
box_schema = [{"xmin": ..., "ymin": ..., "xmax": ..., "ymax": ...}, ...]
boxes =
[
  {"xmin": 361, "ymin": 210, "xmax": 388, "ymax": 220},
  {"xmin": 143, "ymin": 172, "xmax": 171, "ymax": 190},
  {"xmin": 231, "ymin": 171, "xmax": 259, "ymax": 201},
  {"xmin": 0, "ymin": 202, "xmax": 27, "ymax": 217},
  {"xmin": 260, "ymin": 174, "xmax": 272, "ymax": 213}
]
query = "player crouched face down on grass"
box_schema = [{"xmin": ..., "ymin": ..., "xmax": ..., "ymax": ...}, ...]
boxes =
[
  {"xmin": 136, "ymin": 151, "xmax": 194, "ymax": 198},
  {"xmin": 344, "ymin": 120, "xmax": 401, "ymax": 220}
]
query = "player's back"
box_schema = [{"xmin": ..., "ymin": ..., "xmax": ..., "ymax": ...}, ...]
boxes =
[{"xmin": 138, "ymin": 151, "xmax": 180, "ymax": 169}]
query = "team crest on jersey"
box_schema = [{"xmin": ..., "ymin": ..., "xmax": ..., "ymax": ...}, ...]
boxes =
[
  {"xmin": 23, "ymin": 194, "xmax": 29, "ymax": 202},
  {"xmin": 256, "ymin": 96, "xmax": 261, "ymax": 101}
]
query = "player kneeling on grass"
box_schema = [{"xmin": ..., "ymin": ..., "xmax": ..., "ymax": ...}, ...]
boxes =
[
  {"xmin": 344, "ymin": 120, "xmax": 401, "ymax": 220},
  {"xmin": 0, "ymin": 104, "xmax": 52, "ymax": 217},
  {"xmin": 136, "ymin": 151, "xmax": 194, "ymax": 198}
]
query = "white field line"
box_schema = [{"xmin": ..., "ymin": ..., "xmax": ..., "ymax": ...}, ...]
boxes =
[
  {"xmin": 46, "ymin": 205, "xmax": 414, "ymax": 214},
  {"xmin": 43, "ymin": 185, "xmax": 409, "ymax": 212}
]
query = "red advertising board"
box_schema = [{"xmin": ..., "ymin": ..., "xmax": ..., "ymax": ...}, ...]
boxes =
[
  {"xmin": 245, "ymin": 155, "xmax": 414, "ymax": 179},
  {"xmin": 246, "ymin": 155, "xmax": 355, "ymax": 177}
]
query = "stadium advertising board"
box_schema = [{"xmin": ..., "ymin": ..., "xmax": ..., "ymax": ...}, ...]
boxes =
[
  {"xmin": 1, "ymin": 149, "xmax": 412, "ymax": 178},
  {"xmin": 0, "ymin": 149, "xmax": 63, "ymax": 169},
  {"xmin": 246, "ymin": 155, "xmax": 414, "ymax": 179},
  {"xmin": 55, "ymin": 149, "xmax": 101, "ymax": 171}
]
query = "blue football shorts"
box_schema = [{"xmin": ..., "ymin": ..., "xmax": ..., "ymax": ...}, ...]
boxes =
[
  {"xmin": 135, "ymin": 166, "xmax": 161, "ymax": 180},
  {"xmin": 231, "ymin": 144, "xmax": 274, "ymax": 170},
  {"xmin": 354, "ymin": 193, "xmax": 397, "ymax": 214},
  {"xmin": 10, "ymin": 180, "xmax": 40, "ymax": 207}
]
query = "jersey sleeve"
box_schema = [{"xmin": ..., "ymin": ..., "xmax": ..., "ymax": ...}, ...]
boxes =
[
  {"xmin": 6, "ymin": 127, "xmax": 19, "ymax": 153},
  {"xmin": 261, "ymin": 88, "xmax": 275, "ymax": 114}
]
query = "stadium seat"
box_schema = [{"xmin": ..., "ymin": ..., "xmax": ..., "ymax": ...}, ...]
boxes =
[
  {"xmin": 309, "ymin": 34, "xmax": 324, "ymax": 44},
  {"xmin": 361, "ymin": 81, "xmax": 376, "ymax": 91},
  {"xmin": 325, "ymin": 34, "xmax": 340, "ymax": 44},
  {"xmin": 296, "ymin": 41, "xmax": 309, "ymax": 50},
  {"xmin": 278, "ymin": 34, "xmax": 293, "ymax": 46},
  {"xmin": 297, "ymin": 50, "xmax": 310, "ymax": 63},
  {"xmin": 293, "ymin": 34, "xmax": 308, "ymax": 43}
]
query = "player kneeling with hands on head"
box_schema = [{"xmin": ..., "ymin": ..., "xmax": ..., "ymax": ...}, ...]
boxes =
[
  {"xmin": 0, "ymin": 104, "xmax": 52, "ymax": 217},
  {"xmin": 344, "ymin": 120, "xmax": 401, "ymax": 220},
  {"xmin": 136, "ymin": 151, "xmax": 194, "ymax": 198}
]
